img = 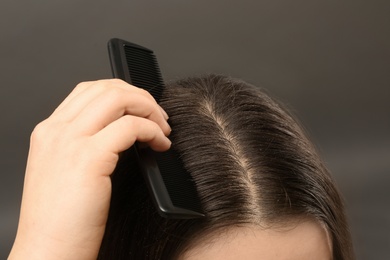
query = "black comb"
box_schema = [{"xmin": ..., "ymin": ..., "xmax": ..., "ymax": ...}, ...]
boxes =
[{"xmin": 107, "ymin": 38, "xmax": 204, "ymax": 219}]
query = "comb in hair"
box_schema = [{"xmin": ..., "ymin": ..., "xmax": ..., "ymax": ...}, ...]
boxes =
[{"xmin": 107, "ymin": 38, "xmax": 204, "ymax": 219}]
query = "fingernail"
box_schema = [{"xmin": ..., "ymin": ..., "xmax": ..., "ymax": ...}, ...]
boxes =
[
  {"xmin": 165, "ymin": 137, "xmax": 172, "ymax": 147},
  {"xmin": 165, "ymin": 120, "xmax": 172, "ymax": 134},
  {"xmin": 159, "ymin": 105, "xmax": 169, "ymax": 120}
]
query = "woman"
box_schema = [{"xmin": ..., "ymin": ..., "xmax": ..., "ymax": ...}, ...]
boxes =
[{"xmin": 9, "ymin": 75, "xmax": 354, "ymax": 259}]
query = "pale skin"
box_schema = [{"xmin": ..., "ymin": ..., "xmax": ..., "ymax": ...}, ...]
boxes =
[
  {"xmin": 179, "ymin": 221, "xmax": 332, "ymax": 260},
  {"xmin": 9, "ymin": 79, "xmax": 332, "ymax": 259},
  {"xmin": 9, "ymin": 79, "xmax": 172, "ymax": 259}
]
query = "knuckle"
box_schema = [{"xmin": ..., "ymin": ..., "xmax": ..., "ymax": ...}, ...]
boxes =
[
  {"xmin": 109, "ymin": 78, "xmax": 125, "ymax": 85},
  {"xmin": 148, "ymin": 120, "xmax": 162, "ymax": 135},
  {"xmin": 31, "ymin": 119, "xmax": 71, "ymax": 146},
  {"xmin": 123, "ymin": 115, "xmax": 138, "ymax": 128},
  {"xmin": 30, "ymin": 120, "xmax": 49, "ymax": 142},
  {"xmin": 104, "ymin": 78, "xmax": 128, "ymax": 89},
  {"xmin": 75, "ymin": 81, "xmax": 91, "ymax": 91},
  {"xmin": 93, "ymin": 80, "xmax": 125, "ymax": 96},
  {"xmin": 139, "ymin": 88, "xmax": 154, "ymax": 100}
]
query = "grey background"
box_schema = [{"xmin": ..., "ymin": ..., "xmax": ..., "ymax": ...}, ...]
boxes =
[{"xmin": 1, "ymin": 0, "xmax": 389, "ymax": 258}]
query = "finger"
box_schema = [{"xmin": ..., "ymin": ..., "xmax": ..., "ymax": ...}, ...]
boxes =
[
  {"xmin": 91, "ymin": 115, "xmax": 172, "ymax": 154},
  {"xmin": 51, "ymin": 81, "xmax": 95, "ymax": 117},
  {"xmin": 72, "ymin": 87, "xmax": 171, "ymax": 136},
  {"xmin": 51, "ymin": 79, "xmax": 168, "ymax": 123}
]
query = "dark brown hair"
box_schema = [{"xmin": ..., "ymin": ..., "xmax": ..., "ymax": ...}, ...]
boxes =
[{"xmin": 98, "ymin": 75, "xmax": 354, "ymax": 259}]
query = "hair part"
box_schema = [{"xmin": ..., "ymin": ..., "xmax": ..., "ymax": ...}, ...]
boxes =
[{"xmin": 98, "ymin": 75, "xmax": 354, "ymax": 260}]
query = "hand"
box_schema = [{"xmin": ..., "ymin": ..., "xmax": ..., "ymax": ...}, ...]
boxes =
[{"xmin": 9, "ymin": 79, "xmax": 171, "ymax": 259}]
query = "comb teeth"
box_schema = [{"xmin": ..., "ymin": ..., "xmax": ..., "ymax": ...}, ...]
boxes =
[
  {"xmin": 124, "ymin": 45, "xmax": 164, "ymax": 102},
  {"xmin": 154, "ymin": 149, "xmax": 203, "ymax": 212},
  {"xmin": 108, "ymin": 38, "xmax": 204, "ymax": 218}
]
